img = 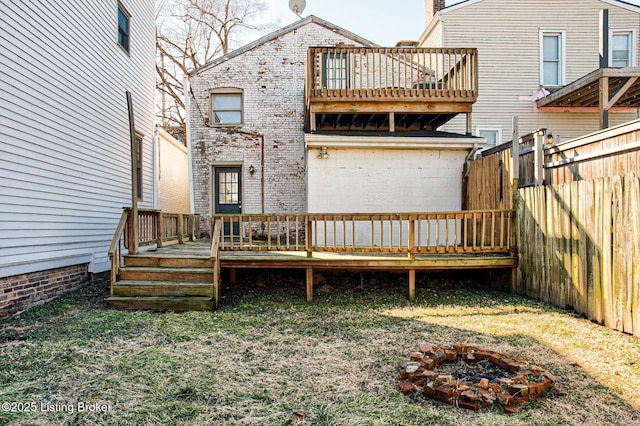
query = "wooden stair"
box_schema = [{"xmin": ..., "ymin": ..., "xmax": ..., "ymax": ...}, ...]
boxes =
[{"xmin": 107, "ymin": 254, "xmax": 216, "ymax": 312}]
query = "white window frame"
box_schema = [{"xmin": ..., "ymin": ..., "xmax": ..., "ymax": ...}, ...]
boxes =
[
  {"xmin": 210, "ymin": 88, "xmax": 243, "ymax": 126},
  {"xmin": 117, "ymin": 1, "xmax": 131, "ymax": 53},
  {"xmin": 539, "ymin": 30, "xmax": 566, "ymax": 87},
  {"xmin": 609, "ymin": 28, "xmax": 637, "ymax": 67},
  {"xmin": 475, "ymin": 127, "xmax": 502, "ymax": 149}
]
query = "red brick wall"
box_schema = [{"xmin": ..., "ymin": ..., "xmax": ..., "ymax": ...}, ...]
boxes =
[{"xmin": 0, "ymin": 264, "xmax": 89, "ymax": 317}]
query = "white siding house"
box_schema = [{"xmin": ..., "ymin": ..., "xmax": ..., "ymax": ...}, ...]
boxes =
[
  {"xmin": 0, "ymin": 0, "xmax": 156, "ymax": 316},
  {"xmin": 420, "ymin": 0, "xmax": 640, "ymax": 145}
]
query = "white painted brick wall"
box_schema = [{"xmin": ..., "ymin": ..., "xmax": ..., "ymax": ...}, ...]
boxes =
[{"xmin": 190, "ymin": 22, "xmax": 365, "ymax": 234}]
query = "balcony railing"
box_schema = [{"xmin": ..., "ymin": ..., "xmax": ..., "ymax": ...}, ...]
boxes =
[{"xmin": 306, "ymin": 47, "xmax": 478, "ymax": 103}]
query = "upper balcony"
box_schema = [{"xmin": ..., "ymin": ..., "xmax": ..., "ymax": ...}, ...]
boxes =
[{"xmin": 305, "ymin": 47, "xmax": 478, "ymax": 132}]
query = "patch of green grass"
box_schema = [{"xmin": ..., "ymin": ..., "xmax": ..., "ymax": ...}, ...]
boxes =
[{"xmin": 1, "ymin": 276, "xmax": 639, "ymax": 425}]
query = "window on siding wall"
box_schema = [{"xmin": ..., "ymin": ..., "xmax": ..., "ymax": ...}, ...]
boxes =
[
  {"xmin": 540, "ymin": 31, "xmax": 564, "ymax": 86},
  {"xmin": 476, "ymin": 127, "xmax": 502, "ymax": 149},
  {"xmin": 117, "ymin": 2, "xmax": 130, "ymax": 53},
  {"xmin": 135, "ymin": 134, "xmax": 143, "ymax": 200},
  {"xmin": 610, "ymin": 30, "xmax": 636, "ymax": 67},
  {"xmin": 210, "ymin": 89, "xmax": 243, "ymax": 125},
  {"xmin": 323, "ymin": 53, "xmax": 349, "ymax": 89}
]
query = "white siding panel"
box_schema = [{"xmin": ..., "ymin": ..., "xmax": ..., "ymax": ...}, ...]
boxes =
[
  {"xmin": 0, "ymin": 0, "xmax": 156, "ymax": 277},
  {"xmin": 422, "ymin": 0, "xmax": 640, "ymax": 142}
]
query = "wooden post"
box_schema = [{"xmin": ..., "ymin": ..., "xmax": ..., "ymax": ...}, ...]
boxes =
[
  {"xmin": 306, "ymin": 268, "xmax": 314, "ymax": 302},
  {"xmin": 156, "ymin": 212, "xmax": 164, "ymax": 248},
  {"xmin": 408, "ymin": 218, "xmax": 415, "ymax": 259},
  {"xmin": 389, "ymin": 112, "xmax": 395, "ymax": 133},
  {"xmin": 229, "ymin": 268, "xmax": 237, "ymax": 284},
  {"xmin": 126, "ymin": 91, "xmax": 139, "ymax": 255},
  {"xmin": 599, "ymin": 76, "xmax": 609, "ymax": 130},
  {"xmin": 178, "ymin": 213, "xmax": 184, "ymax": 244},
  {"xmin": 306, "ymin": 216, "xmax": 313, "ymax": 258},
  {"xmin": 409, "ymin": 269, "xmax": 416, "ymax": 301},
  {"xmin": 466, "ymin": 112, "xmax": 473, "ymax": 135},
  {"xmin": 534, "ymin": 130, "xmax": 544, "ymax": 186}
]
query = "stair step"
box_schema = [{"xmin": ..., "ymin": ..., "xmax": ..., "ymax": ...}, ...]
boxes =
[
  {"xmin": 120, "ymin": 267, "xmax": 214, "ymax": 283},
  {"xmin": 113, "ymin": 281, "xmax": 214, "ymax": 297},
  {"xmin": 124, "ymin": 256, "xmax": 213, "ymax": 268},
  {"xmin": 107, "ymin": 296, "xmax": 213, "ymax": 312}
]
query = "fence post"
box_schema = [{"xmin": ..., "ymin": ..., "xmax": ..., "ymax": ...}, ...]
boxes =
[
  {"xmin": 534, "ymin": 130, "xmax": 545, "ymax": 186},
  {"xmin": 178, "ymin": 214, "xmax": 184, "ymax": 244},
  {"xmin": 156, "ymin": 212, "xmax": 164, "ymax": 248}
]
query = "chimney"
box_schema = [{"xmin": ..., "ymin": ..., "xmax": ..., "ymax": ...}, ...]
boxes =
[{"xmin": 426, "ymin": 0, "xmax": 446, "ymax": 23}]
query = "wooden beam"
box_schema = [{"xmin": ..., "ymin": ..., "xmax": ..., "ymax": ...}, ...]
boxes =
[
  {"xmin": 126, "ymin": 91, "xmax": 139, "ymax": 255},
  {"xmin": 310, "ymin": 101, "xmax": 474, "ymax": 114},
  {"xmin": 408, "ymin": 269, "xmax": 416, "ymax": 301},
  {"xmin": 600, "ymin": 75, "xmax": 609, "ymax": 129},
  {"xmin": 605, "ymin": 76, "xmax": 639, "ymax": 110},
  {"xmin": 306, "ymin": 268, "xmax": 313, "ymax": 302}
]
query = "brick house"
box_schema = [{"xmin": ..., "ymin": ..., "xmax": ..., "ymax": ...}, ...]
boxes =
[{"xmin": 188, "ymin": 16, "xmax": 482, "ymax": 237}]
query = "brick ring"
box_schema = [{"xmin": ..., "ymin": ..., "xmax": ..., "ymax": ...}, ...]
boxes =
[{"xmin": 398, "ymin": 342, "xmax": 556, "ymax": 414}]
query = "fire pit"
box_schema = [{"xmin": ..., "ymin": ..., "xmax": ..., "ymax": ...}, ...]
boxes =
[{"xmin": 398, "ymin": 342, "xmax": 556, "ymax": 414}]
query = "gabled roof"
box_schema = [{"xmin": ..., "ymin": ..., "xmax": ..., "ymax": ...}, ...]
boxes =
[
  {"xmin": 189, "ymin": 15, "xmax": 377, "ymax": 76},
  {"xmin": 439, "ymin": 0, "xmax": 640, "ymax": 15}
]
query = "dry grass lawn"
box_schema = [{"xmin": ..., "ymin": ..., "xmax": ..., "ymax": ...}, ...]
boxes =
[{"xmin": 0, "ymin": 272, "xmax": 638, "ymax": 425}]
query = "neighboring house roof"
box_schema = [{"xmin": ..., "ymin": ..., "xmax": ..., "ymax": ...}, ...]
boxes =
[
  {"xmin": 190, "ymin": 15, "xmax": 377, "ymax": 76},
  {"xmin": 438, "ymin": 0, "xmax": 640, "ymax": 15}
]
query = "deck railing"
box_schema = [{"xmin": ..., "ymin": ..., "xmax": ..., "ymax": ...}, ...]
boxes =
[
  {"xmin": 211, "ymin": 210, "xmax": 515, "ymax": 255},
  {"xmin": 108, "ymin": 209, "xmax": 201, "ymax": 290},
  {"xmin": 306, "ymin": 47, "xmax": 478, "ymax": 103}
]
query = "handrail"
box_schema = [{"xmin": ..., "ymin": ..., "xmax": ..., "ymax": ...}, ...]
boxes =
[
  {"xmin": 212, "ymin": 210, "xmax": 516, "ymax": 255},
  {"xmin": 108, "ymin": 210, "xmax": 129, "ymax": 295},
  {"xmin": 306, "ymin": 46, "xmax": 478, "ymax": 103},
  {"xmin": 210, "ymin": 219, "xmax": 221, "ymax": 259},
  {"xmin": 108, "ymin": 211, "xmax": 129, "ymax": 257}
]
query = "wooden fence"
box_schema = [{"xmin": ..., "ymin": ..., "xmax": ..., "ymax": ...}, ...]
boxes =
[
  {"xmin": 465, "ymin": 131, "xmax": 537, "ymax": 210},
  {"xmin": 517, "ymin": 175, "xmax": 639, "ymax": 337},
  {"xmin": 545, "ymin": 120, "xmax": 640, "ymax": 185}
]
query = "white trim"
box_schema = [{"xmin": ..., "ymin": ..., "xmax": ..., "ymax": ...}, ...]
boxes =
[
  {"xmin": 440, "ymin": 0, "xmax": 484, "ymax": 15},
  {"xmin": 539, "ymin": 30, "xmax": 566, "ymax": 87},
  {"xmin": 609, "ymin": 28, "xmax": 637, "ymax": 67},
  {"xmin": 475, "ymin": 126, "xmax": 502, "ymax": 148},
  {"xmin": 600, "ymin": 0, "xmax": 640, "ymax": 13},
  {"xmin": 304, "ymin": 134, "xmax": 485, "ymax": 150}
]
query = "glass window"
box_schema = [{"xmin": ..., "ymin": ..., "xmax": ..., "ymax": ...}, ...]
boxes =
[
  {"xmin": 211, "ymin": 90, "xmax": 243, "ymax": 125},
  {"xmin": 477, "ymin": 128, "xmax": 501, "ymax": 149},
  {"xmin": 118, "ymin": 3, "xmax": 130, "ymax": 52},
  {"xmin": 542, "ymin": 34, "xmax": 561, "ymax": 86},
  {"xmin": 135, "ymin": 134, "xmax": 143, "ymax": 200},
  {"xmin": 612, "ymin": 33, "xmax": 631, "ymax": 67},
  {"xmin": 218, "ymin": 172, "xmax": 239, "ymax": 204},
  {"xmin": 323, "ymin": 53, "xmax": 349, "ymax": 89}
]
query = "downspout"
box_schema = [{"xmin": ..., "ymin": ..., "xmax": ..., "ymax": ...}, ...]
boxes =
[
  {"xmin": 464, "ymin": 143, "xmax": 479, "ymax": 178},
  {"xmin": 184, "ymin": 75, "xmax": 195, "ymax": 215},
  {"xmin": 235, "ymin": 130, "xmax": 265, "ymax": 214}
]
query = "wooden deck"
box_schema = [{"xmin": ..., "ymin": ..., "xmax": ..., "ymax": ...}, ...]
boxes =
[
  {"xmin": 108, "ymin": 209, "xmax": 517, "ymax": 311},
  {"xmin": 117, "ymin": 239, "xmax": 516, "ymax": 304}
]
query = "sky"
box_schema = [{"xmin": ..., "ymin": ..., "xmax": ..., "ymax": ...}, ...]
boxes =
[
  {"xmin": 258, "ymin": 0, "xmax": 640, "ymax": 47},
  {"xmin": 260, "ymin": 0, "xmax": 429, "ymax": 46}
]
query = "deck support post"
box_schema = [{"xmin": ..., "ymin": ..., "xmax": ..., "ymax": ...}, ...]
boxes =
[
  {"xmin": 510, "ymin": 266, "xmax": 518, "ymax": 294},
  {"xmin": 306, "ymin": 268, "xmax": 314, "ymax": 302},
  {"xmin": 229, "ymin": 268, "xmax": 237, "ymax": 284},
  {"xmin": 408, "ymin": 269, "xmax": 416, "ymax": 301}
]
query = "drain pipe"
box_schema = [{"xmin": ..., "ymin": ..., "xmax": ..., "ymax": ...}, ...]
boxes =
[
  {"xmin": 235, "ymin": 130, "xmax": 265, "ymax": 214},
  {"xmin": 464, "ymin": 143, "xmax": 479, "ymax": 178}
]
